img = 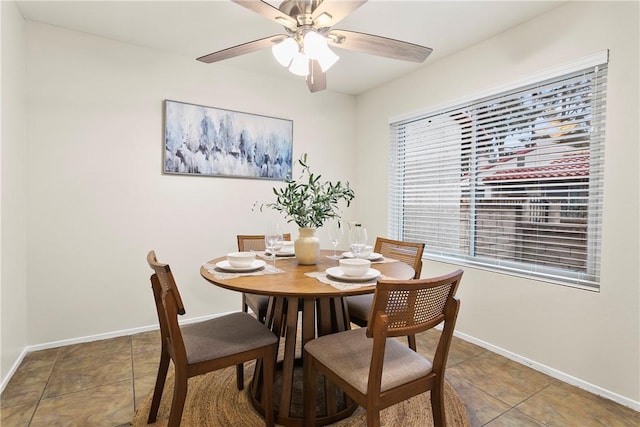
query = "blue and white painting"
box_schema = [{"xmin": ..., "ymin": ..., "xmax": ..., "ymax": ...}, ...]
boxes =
[{"xmin": 164, "ymin": 100, "xmax": 293, "ymax": 180}]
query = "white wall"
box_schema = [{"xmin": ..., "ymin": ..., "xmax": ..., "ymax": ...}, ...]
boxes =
[
  {"xmin": 24, "ymin": 23, "xmax": 356, "ymax": 345},
  {"xmin": 355, "ymin": 2, "xmax": 639, "ymax": 406},
  {"xmin": 0, "ymin": 1, "xmax": 27, "ymax": 385},
  {"xmin": 5, "ymin": 0, "xmax": 638, "ymax": 410}
]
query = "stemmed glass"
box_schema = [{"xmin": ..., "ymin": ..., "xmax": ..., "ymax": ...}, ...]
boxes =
[
  {"xmin": 327, "ymin": 219, "xmax": 343, "ymax": 259},
  {"xmin": 349, "ymin": 223, "xmax": 368, "ymax": 258},
  {"xmin": 264, "ymin": 225, "xmax": 283, "ymax": 270}
]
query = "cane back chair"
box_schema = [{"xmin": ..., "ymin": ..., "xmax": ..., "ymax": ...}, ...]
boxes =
[
  {"xmin": 237, "ymin": 234, "xmax": 291, "ymax": 323},
  {"xmin": 346, "ymin": 237, "xmax": 425, "ymax": 349},
  {"xmin": 146, "ymin": 251, "xmax": 277, "ymax": 427},
  {"xmin": 304, "ymin": 269, "xmax": 463, "ymax": 427}
]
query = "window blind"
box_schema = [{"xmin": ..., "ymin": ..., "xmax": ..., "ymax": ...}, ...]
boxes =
[{"xmin": 389, "ymin": 61, "xmax": 607, "ymax": 289}]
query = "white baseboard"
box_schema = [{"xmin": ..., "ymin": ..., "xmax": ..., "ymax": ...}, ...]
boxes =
[
  {"xmin": 0, "ymin": 348, "xmax": 29, "ymax": 394},
  {"xmin": 0, "ymin": 312, "xmax": 227, "ymax": 393},
  {"xmin": 3, "ymin": 314, "xmax": 638, "ymax": 413},
  {"xmin": 453, "ymin": 330, "xmax": 640, "ymax": 412}
]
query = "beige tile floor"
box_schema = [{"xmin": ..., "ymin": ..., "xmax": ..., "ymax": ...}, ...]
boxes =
[{"xmin": 1, "ymin": 327, "xmax": 638, "ymax": 427}]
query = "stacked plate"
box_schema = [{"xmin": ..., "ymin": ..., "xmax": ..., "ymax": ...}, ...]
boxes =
[
  {"xmin": 341, "ymin": 252, "xmax": 384, "ymax": 261},
  {"xmin": 266, "ymin": 247, "xmax": 295, "ymax": 257},
  {"xmin": 325, "ymin": 266, "xmax": 381, "ymax": 282},
  {"xmin": 215, "ymin": 259, "xmax": 266, "ymax": 272}
]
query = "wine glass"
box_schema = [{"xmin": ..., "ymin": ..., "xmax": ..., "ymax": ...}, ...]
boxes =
[
  {"xmin": 264, "ymin": 225, "xmax": 283, "ymax": 269},
  {"xmin": 349, "ymin": 224, "xmax": 368, "ymax": 258},
  {"xmin": 327, "ymin": 219, "xmax": 343, "ymax": 259}
]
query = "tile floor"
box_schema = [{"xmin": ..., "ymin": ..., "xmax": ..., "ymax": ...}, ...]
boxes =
[{"xmin": 1, "ymin": 326, "xmax": 638, "ymax": 427}]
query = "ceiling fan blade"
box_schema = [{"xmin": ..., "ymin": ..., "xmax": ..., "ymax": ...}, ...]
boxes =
[
  {"xmin": 326, "ymin": 29, "xmax": 433, "ymax": 63},
  {"xmin": 311, "ymin": 0, "xmax": 367, "ymax": 28},
  {"xmin": 196, "ymin": 35, "xmax": 285, "ymax": 64},
  {"xmin": 306, "ymin": 60, "xmax": 327, "ymax": 93},
  {"xmin": 232, "ymin": 0, "xmax": 298, "ymax": 31}
]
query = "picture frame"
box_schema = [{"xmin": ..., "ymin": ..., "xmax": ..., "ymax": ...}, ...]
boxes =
[{"xmin": 163, "ymin": 100, "xmax": 293, "ymax": 180}]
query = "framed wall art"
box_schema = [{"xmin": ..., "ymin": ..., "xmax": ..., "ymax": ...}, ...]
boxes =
[{"xmin": 163, "ymin": 100, "xmax": 293, "ymax": 180}]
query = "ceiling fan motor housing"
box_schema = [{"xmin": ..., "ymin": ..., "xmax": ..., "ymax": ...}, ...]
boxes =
[{"xmin": 279, "ymin": 0, "xmax": 322, "ymax": 19}]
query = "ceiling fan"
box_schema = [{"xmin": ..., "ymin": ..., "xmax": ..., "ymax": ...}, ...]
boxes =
[{"xmin": 196, "ymin": 0, "xmax": 433, "ymax": 93}]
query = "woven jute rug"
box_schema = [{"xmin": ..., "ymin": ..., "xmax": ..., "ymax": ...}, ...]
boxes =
[{"xmin": 131, "ymin": 362, "xmax": 470, "ymax": 426}]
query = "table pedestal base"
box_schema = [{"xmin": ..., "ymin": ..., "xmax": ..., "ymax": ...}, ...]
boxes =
[{"xmin": 249, "ymin": 296, "xmax": 357, "ymax": 426}]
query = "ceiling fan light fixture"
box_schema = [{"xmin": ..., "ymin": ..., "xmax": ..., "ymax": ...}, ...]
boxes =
[
  {"xmin": 303, "ymin": 31, "xmax": 327, "ymax": 58},
  {"xmin": 303, "ymin": 30, "xmax": 339, "ymax": 72},
  {"xmin": 200, "ymin": 0, "xmax": 433, "ymax": 93},
  {"xmin": 272, "ymin": 37, "xmax": 298, "ymax": 67},
  {"xmin": 317, "ymin": 47, "xmax": 339, "ymax": 72},
  {"xmin": 289, "ymin": 52, "xmax": 310, "ymax": 76}
]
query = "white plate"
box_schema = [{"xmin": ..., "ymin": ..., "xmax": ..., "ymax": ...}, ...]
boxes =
[
  {"xmin": 265, "ymin": 250, "xmax": 295, "ymax": 257},
  {"xmin": 215, "ymin": 259, "xmax": 266, "ymax": 272},
  {"xmin": 325, "ymin": 267, "xmax": 381, "ymax": 282},
  {"xmin": 264, "ymin": 251, "xmax": 296, "ymax": 258},
  {"xmin": 277, "ymin": 252, "xmax": 295, "ymax": 257},
  {"xmin": 341, "ymin": 252, "xmax": 384, "ymax": 261}
]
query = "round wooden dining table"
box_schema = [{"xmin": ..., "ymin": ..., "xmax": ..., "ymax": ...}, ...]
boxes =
[{"xmin": 200, "ymin": 250, "xmax": 415, "ymax": 427}]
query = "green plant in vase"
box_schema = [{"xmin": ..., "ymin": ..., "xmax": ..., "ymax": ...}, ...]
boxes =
[{"xmin": 260, "ymin": 153, "xmax": 354, "ymax": 264}]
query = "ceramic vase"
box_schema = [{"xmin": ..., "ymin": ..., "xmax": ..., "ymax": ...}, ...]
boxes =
[{"xmin": 295, "ymin": 227, "xmax": 320, "ymax": 265}]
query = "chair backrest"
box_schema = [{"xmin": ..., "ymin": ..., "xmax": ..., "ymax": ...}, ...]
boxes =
[
  {"xmin": 367, "ymin": 269, "xmax": 463, "ymax": 376},
  {"xmin": 367, "ymin": 269, "xmax": 463, "ymax": 338},
  {"xmin": 237, "ymin": 234, "xmax": 292, "ymax": 251},
  {"xmin": 374, "ymin": 237, "xmax": 425, "ymax": 279},
  {"xmin": 147, "ymin": 250, "xmax": 187, "ymax": 363}
]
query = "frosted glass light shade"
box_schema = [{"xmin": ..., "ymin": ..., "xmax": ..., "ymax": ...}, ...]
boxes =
[
  {"xmin": 317, "ymin": 48, "xmax": 339, "ymax": 72},
  {"xmin": 272, "ymin": 37, "xmax": 298, "ymax": 67},
  {"xmin": 303, "ymin": 31, "xmax": 327, "ymax": 58},
  {"xmin": 289, "ymin": 52, "xmax": 309, "ymax": 76},
  {"xmin": 303, "ymin": 31, "xmax": 339, "ymax": 72}
]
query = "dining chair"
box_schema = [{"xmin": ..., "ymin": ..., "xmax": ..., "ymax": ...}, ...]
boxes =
[
  {"xmin": 146, "ymin": 251, "xmax": 277, "ymax": 427},
  {"xmin": 345, "ymin": 237, "xmax": 425, "ymax": 350},
  {"xmin": 303, "ymin": 269, "xmax": 464, "ymax": 427},
  {"xmin": 237, "ymin": 234, "xmax": 291, "ymax": 323}
]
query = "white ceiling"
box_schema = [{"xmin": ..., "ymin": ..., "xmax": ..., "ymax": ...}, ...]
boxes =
[{"xmin": 16, "ymin": 0, "xmax": 566, "ymax": 95}]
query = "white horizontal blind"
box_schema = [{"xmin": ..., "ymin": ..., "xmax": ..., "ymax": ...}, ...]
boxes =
[{"xmin": 389, "ymin": 63, "xmax": 607, "ymax": 289}]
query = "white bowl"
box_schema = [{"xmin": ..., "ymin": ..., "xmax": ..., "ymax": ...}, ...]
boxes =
[
  {"xmin": 227, "ymin": 251, "xmax": 256, "ymax": 268},
  {"xmin": 339, "ymin": 258, "xmax": 371, "ymax": 277},
  {"xmin": 358, "ymin": 245, "xmax": 374, "ymax": 258},
  {"xmin": 279, "ymin": 241, "xmax": 294, "ymax": 253}
]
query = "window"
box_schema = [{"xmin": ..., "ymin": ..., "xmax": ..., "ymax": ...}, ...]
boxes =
[{"xmin": 389, "ymin": 54, "xmax": 607, "ymax": 289}]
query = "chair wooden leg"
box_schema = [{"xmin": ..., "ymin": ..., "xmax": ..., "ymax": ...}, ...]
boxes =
[
  {"xmin": 148, "ymin": 349, "xmax": 170, "ymax": 423},
  {"xmin": 431, "ymin": 381, "xmax": 446, "ymax": 427},
  {"xmin": 242, "ymin": 293, "xmax": 249, "ymax": 313},
  {"xmin": 366, "ymin": 410, "xmax": 381, "ymax": 427},
  {"xmin": 168, "ymin": 367, "xmax": 188, "ymax": 427},
  {"xmin": 262, "ymin": 345, "xmax": 276, "ymax": 427},
  {"xmin": 408, "ymin": 334, "xmax": 417, "ymax": 351},
  {"xmin": 303, "ymin": 353, "xmax": 318, "ymax": 427},
  {"xmin": 236, "ymin": 363, "xmax": 244, "ymax": 390}
]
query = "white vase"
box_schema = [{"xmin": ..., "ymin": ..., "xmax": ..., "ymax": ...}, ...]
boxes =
[{"xmin": 294, "ymin": 227, "xmax": 320, "ymax": 265}]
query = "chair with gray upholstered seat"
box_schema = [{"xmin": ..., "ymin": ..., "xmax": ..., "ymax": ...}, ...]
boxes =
[
  {"xmin": 146, "ymin": 250, "xmax": 277, "ymax": 427},
  {"xmin": 304, "ymin": 269, "xmax": 464, "ymax": 427}
]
